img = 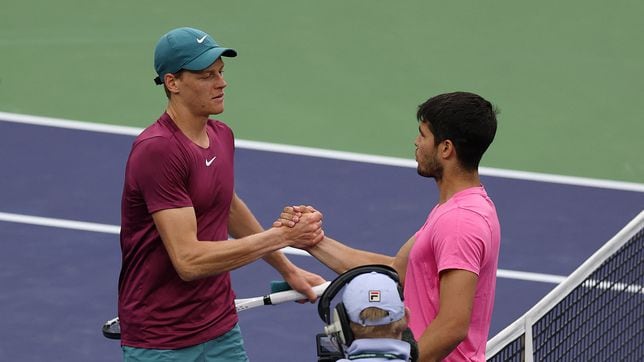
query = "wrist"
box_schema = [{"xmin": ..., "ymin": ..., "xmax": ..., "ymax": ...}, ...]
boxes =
[
  {"xmin": 268, "ymin": 226, "xmax": 291, "ymax": 248},
  {"xmin": 277, "ymin": 261, "xmax": 297, "ymax": 277}
]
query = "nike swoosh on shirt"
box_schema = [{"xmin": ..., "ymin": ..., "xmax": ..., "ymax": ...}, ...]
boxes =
[
  {"xmin": 206, "ymin": 156, "xmax": 217, "ymax": 166},
  {"xmin": 197, "ymin": 35, "xmax": 207, "ymax": 43}
]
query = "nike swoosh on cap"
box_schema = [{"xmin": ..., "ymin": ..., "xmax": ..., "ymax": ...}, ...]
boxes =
[{"xmin": 197, "ymin": 35, "xmax": 207, "ymax": 43}]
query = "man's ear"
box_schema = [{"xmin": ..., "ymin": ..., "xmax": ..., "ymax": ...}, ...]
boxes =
[
  {"xmin": 404, "ymin": 306, "xmax": 411, "ymax": 324},
  {"xmin": 165, "ymin": 73, "xmax": 180, "ymax": 94},
  {"xmin": 440, "ymin": 139, "xmax": 455, "ymax": 159}
]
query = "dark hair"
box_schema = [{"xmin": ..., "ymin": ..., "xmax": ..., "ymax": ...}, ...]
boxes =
[{"xmin": 416, "ymin": 91, "xmax": 498, "ymax": 170}]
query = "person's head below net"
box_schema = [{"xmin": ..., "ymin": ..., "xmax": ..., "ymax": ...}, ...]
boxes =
[{"xmin": 342, "ymin": 272, "xmax": 409, "ymax": 340}]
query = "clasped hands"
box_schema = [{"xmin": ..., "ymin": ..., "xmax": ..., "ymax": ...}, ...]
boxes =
[{"xmin": 273, "ymin": 205, "xmax": 324, "ymax": 249}]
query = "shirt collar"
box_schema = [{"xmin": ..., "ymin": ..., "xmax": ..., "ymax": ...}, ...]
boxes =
[{"xmin": 345, "ymin": 338, "xmax": 410, "ymax": 361}]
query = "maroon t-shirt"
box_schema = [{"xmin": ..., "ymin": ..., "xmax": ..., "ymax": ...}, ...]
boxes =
[{"xmin": 118, "ymin": 113, "xmax": 237, "ymax": 349}]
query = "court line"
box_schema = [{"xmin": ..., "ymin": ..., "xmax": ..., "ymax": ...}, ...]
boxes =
[
  {"xmin": 0, "ymin": 211, "xmax": 565, "ymax": 284},
  {"xmin": 1, "ymin": 111, "xmax": 643, "ymax": 192}
]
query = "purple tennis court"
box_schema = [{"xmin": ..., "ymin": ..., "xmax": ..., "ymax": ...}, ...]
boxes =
[{"xmin": 1, "ymin": 119, "xmax": 642, "ymax": 361}]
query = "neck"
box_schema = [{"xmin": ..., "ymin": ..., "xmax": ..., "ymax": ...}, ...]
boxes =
[
  {"xmin": 166, "ymin": 102, "xmax": 209, "ymax": 147},
  {"xmin": 435, "ymin": 168, "xmax": 481, "ymax": 204}
]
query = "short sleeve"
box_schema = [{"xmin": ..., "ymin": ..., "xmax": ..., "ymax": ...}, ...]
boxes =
[
  {"xmin": 433, "ymin": 208, "xmax": 488, "ymax": 276},
  {"xmin": 129, "ymin": 137, "xmax": 193, "ymax": 213}
]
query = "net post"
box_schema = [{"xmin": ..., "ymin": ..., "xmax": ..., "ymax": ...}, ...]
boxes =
[{"xmin": 524, "ymin": 316, "xmax": 533, "ymax": 362}]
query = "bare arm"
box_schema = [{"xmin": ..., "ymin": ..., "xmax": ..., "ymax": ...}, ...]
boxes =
[
  {"xmin": 417, "ymin": 269, "xmax": 478, "ymax": 362},
  {"xmin": 227, "ymin": 192, "xmax": 264, "ymax": 238},
  {"xmin": 227, "ymin": 194, "xmax": 307, "ymax": 272},
  {"xmin": 227, "ymin": 193, "xmax": 326, "ymax": 299},
  {"xmin": 277, "ymin": 206, "xmax": 416, "ymax": 279},
  {"xmin": 153, "ymin": 196, "xmax": 322, "ymax": 281},
  {"xmin": 227, "ymin": 193, "xmax": 295, "ymax": 274},
  {"xmin": 307, "ymin": 235, "xmax": 418, "ymax": 280},
  {"xmin": 392, "ymin": 235, "xmax": 415, "ymax": 285}
]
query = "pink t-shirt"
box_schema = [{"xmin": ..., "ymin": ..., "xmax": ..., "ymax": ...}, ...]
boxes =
[
  {"xmin": 118, "ymin": 113, "xmax": 237, "ymax": 349},
  {"xmin": 405, "ymin": 186, "xmax": 500, "ymax": 361}
]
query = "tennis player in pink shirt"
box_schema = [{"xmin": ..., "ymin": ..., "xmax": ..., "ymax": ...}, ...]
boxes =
[{"xmin": 279, "ymin": 91, "xmax": 500, "ymax": 361}]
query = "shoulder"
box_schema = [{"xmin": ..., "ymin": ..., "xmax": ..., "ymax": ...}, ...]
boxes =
[
  {"xmin": 207, "ymin": 119, "xmax": 234, "ymax": 137},
  {"xmin": 129, "ymin": 133, "xmax": 186, "ymax": 169},
  {"xmin": 428, "ymin": 202, "xmax": 492, "ymax": 243},
  {"xmin": 207, "ymin": 119, "xmax": 235, "ymax": 151},
  {"xmin": 133, "ymin": 117, "xmax": 178, "ymax": 149},
  {"xmin": 433, "ymin": 206, "xmax": 490, "ymax": 236},
  {"xmin": 132, "ymin": 134, "xmax": 173, "ymax": 157},
  {"xmin": 445, "ymin": 187, "xmax": 497, "ymax": 222}
]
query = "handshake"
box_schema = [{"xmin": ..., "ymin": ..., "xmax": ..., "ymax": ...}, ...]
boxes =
[{"xmin": 272, "ymin": 205, "xmax": 324, "ymax": 250}]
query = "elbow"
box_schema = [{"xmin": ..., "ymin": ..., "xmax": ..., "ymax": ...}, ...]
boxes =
[
  {"xmin": 437, "ymin": 316, "xmax": 469, "ymax": 348},
  {"xmin": 175, "ymin": 262, "xmax": 200, "ymax": 282},
  {"xmin": 173, "ymin": 252, "xmax": 205, "ymax": 282},
  {"xmin": 173, "ymin": 254, "xmax": 224, "ymax": 281},
  {"xmin": 450, "ymin": 321, "xmax": 469, "ymax": 346},
  {"xmin": 453, "ymin": 329, "xmax": 468, "ymax": 345},
  {"xmin": 178, "ymin": 271, "xmax": 199, "ymax": 282},
  {"xmin": 167, "ymin": 241, "xmax": 228, "ymax": 281}
]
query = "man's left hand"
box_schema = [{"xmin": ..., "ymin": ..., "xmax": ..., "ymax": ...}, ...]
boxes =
[{"xmin": 281, "ymin": 266, "xmax": 327, "ymax": 303}]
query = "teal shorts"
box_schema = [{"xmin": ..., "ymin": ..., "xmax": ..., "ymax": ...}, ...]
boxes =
[{"xmin": 122, "ymin": 324, "xmax": 249, "ymax": 362}]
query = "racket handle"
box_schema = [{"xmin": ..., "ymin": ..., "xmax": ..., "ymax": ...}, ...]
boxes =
[
  {"xmin": 270, "ymin": 281, "xmax": 331, "ymax": 304},
  {"xmin": 311, "ymin": 281, "xmax": 331, "ymax": 295},
  {"xmin": 270, "ymin": 280, "xmax": 292, "ymax": 293}
]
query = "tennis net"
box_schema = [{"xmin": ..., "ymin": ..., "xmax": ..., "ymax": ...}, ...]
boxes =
[{"xmin": 486, "ymin": 210, "xmax": 644, "ymax": 362}]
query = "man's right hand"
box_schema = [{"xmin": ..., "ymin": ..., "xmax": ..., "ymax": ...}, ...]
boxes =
[
  {"xmin": 273, "ymin": 205, "xmax": 317, "ymax": 228},
  {"xmin": 277, "ymin": 207, "xmax": 324, "ymax": 248}
]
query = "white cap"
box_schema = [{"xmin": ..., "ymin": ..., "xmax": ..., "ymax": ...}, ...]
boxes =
[{"xmin": 341, "ymin": 272, "xmax": 405, "ymax": 326}]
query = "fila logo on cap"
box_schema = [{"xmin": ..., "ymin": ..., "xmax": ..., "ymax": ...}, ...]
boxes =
[{"xmin": 369, "ymin": 290, "xmax": 381, "ymax": 302}]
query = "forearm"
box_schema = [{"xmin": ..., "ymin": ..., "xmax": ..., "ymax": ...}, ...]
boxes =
[
  {"xmin": 227, "ymin": 193, "xmax": 296, "ymax": 275},
  {"xmin": 228, "ymin": 193, "xmax": 264, "ymax": 238},
  {"xmin": 263, "ymin": 249, "xmax": 298, "ymax": 274},
  {"xmin": 417, "ymin": 316, "xmax": 467, "ymax": 362},
  {"xmin": 174, "ymin": 228, "xmax": 291, "ymax": 280},
  {"xmin": 307, "ymin": 236, "xmax": 393, "ymax": 274},
  {"xmin": 156, "ymin": 198, "xmax": 323, "ymax": 281},
  {"xmin": 227, "ymin": 209, "xmax": 294, "ymax": 275},
  {"xmin": 418, "ymin": 269, "xmax": 476, "ymax": 361}
]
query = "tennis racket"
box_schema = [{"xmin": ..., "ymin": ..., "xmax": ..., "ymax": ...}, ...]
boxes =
[{"xmin": 102, "ymin": 281, "xmax": 331, "ymax": 339}]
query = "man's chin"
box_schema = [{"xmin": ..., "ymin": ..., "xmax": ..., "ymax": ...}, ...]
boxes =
[
  {"xmin": 418, "ymin": 168, "xmax": 442, "ymax": 181},
  {"xmin": 416, "ymin": 168, "xmax": 431, "ymax": 178}
]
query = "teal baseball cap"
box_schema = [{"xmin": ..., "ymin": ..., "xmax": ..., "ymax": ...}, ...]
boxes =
[{"xmin": 153, "ymin": 27, "xmax": 237, "ymax": 85}]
